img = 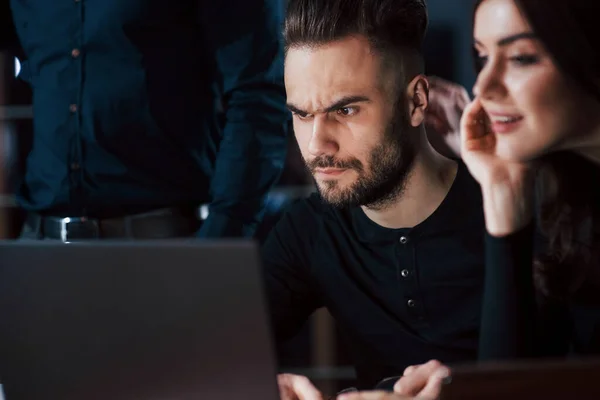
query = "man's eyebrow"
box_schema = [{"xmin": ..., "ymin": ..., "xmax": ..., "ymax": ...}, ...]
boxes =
[
  {"xmin": 474, "ymin": 32, "xmax": 537, "ymax": 48},
  {"xmin": 323, "ymin": 95, "xmax": 370, "ymax": 113},
  {"xmin": 286, "ymin": 103, "xmax": 307, "ymax": 115},
  {"xmin": 286, "ymin": 95, "xmax": 371, "ymax": 115}
]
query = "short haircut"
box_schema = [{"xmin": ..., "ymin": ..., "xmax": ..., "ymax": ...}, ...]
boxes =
[{"xmin": 284, "ymin": 0, "xmax": 428, "ymax": 87}]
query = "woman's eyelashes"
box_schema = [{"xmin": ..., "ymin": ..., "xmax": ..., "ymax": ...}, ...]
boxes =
[
  {"xmin": 474, "ymin": 52, "xmax": 540, "ymax": 72},
  {"xmin": 510, "ymin": 54, "xmax": 540, "ymax": 66}
]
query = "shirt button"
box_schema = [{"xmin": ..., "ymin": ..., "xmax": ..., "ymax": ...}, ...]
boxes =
[
  {"xmin": 69, "ymin": 104, "xmax": 78, "ymax": 113},
  {"xmin": 71, "ymin": 48, "xmax": 81, "ymax": 58},
  {"xmin": 401, "ymin": 269, "xmax": 410, "ymax": 278},
  {"xmin": 407, "ymin": 299, "xmax": 416, "ymax": 308},
  {"xmin": 70, "ymin": 162, "xmax": 80, "ymax": 171},
  {"xmin": 399, "ymin": 236, "xmax": 408, "ymax": 244}
]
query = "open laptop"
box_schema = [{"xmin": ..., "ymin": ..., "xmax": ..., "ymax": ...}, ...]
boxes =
[
  {"xmin": 440, "ymin": 358, "xmax": 600, "ymax": 400},
  {"xmin": 0, "ymin": 241, "xmax": 280, "ymax": 400}
]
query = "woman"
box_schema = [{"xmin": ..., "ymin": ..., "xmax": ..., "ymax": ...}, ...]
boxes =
[
  {"xmin": 464, "ymin": 0, "xmax": 600, "ymax": 362},
  {"xmin": 342, "ymin": 0, "xmax": 600, "ymax": 399}
]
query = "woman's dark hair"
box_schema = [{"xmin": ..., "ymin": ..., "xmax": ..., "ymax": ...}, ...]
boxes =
[{"xmin": 473, "ymin": 0, "xmax": 600, "ymax": 300}]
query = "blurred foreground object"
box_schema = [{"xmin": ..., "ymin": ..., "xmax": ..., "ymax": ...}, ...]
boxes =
[{"xmin": 424, "ymin": 76, "xmax": 470, "ymax": 159}]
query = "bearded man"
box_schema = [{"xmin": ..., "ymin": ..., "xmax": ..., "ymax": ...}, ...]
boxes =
[{"xmin": 262, "ymin": 0, "xmax": 486, "ymax": 394}]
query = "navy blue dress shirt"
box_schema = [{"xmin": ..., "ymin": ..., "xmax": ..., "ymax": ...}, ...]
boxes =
[{"xmin": 2, "ymin": 0, "xmax": 289, "ymax": 237}]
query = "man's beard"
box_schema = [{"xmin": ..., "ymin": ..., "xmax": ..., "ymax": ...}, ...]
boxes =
[{"xmin": 306, "ymin": 105, "xmax": 417, "ymax": 210}]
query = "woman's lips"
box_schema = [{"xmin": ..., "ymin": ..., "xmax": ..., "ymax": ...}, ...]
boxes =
[{"xmin": 486, "ymin": 112, "xmax": 524, "ymax": 134}]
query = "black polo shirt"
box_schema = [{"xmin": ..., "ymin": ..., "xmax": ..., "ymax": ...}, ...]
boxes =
[{"xmin": 261, "ymin": 162, "xmax": 486, "ymax": 388}]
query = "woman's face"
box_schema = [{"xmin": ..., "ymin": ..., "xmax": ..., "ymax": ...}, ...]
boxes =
[{"xmin": 473, "ymin": 0, "xmax": 597, "ymax": 161}]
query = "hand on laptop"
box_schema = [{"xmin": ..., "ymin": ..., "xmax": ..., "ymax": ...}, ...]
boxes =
[
  {"xmin": 334, "ymin": 360, "xmax": 448, "ymax": 400},
  {"xmin": 277, "ymin": 373, "xmax": 324, "ymax": 400},
  {"xmin": 392, "ymin": 360, "xmax": 450, "ymax": 400},
  {"xmin": 336, "ymin": 392, "xmax": 412, "ymax": 399},
  {"xmin": 276, "ymin": 360, "xmax": 448, "ymax": 400},
  {"xmin": 425, "ymin": 76, "xmax": 470, "ymax": 158}
]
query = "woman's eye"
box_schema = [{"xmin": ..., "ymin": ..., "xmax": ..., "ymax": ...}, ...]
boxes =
[
  {"xmin": 510, "ymin": 54, "xmax": 540, "ymax": 66},
  {"xmin": 474, "ymin": 55, "xmax": 488, "ymax": 72}
]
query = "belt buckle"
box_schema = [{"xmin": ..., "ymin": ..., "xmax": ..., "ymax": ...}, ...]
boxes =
[{"xmin": 60, "ymin": 217, "xmax": 100, "ymax": 243}]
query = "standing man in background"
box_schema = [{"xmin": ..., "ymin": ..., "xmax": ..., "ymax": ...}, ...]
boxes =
[{"xmin": 0, "ymin": 0, "xmax": 288, "ymax": 240}]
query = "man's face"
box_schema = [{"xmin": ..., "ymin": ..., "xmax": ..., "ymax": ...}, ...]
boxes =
[{"xmin": 284, "ymin": 36, "xmax": 416, "ymax": 209}]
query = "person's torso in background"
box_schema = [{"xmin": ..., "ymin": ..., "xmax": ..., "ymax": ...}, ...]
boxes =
[{"xmin": 10, "ymin": 0, "xmax": 221, "ymax": 216}]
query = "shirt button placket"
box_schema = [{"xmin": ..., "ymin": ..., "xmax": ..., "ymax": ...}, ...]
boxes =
[
  {"xmin": 399, "ymin": 236, "xmax": 411, "ymax": 279},
  {"xmin": 398, "ymin": 234, "xmax": 423, "ymax": 320},
  {"xmin": 70, "ymin": 9, "xmax": 84, "ymax": 195}
]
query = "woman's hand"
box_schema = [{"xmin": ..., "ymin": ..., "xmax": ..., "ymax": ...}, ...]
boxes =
[{"xmin": 460, "ymin": 97, "xmax": 536, "ymax": 236}]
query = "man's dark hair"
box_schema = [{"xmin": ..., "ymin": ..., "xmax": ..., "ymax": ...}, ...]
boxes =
[{"xmin": 284, "ymin": 0, "xmax": 428, "ymax": 83}]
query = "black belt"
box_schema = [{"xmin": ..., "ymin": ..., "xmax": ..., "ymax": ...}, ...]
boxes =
[{"xmin": 25, "ymin": 207, "xmax": 202, "ymax": 241}]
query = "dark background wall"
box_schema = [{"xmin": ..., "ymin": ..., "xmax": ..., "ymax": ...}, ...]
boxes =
[{"xmin": 424, "ymin": 0, "xmax": 477, "ymax": 90}]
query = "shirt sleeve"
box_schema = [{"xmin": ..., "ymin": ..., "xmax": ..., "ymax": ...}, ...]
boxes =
[
  {"xmin": 196, "ymin": 0, "xmax": 290, "ymax": 238},
  {"xmin": 260, "ymin": 202, "xmax": 322, "ymax": 341},
  {"xmin": 478, "ymin": 223, "xmax": 538, "ymax": 360}
]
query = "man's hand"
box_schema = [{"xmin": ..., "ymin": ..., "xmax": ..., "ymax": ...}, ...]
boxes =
[
  {"xmin": 425, "ymin": 76, "xmax": 470, "ymax": 158},
  {"xmin": 393, "ymin": 360, "xmax": 450, "ymax": 400},
  {"xmin": 336, "ymin": 391, "xmax": 413, "ymax": 399},
  {"xmin": 335, "ymin": 360, "xmax": 449, "ymax": 400},
  {"xmin": 277, "ymin": 373, "xmax": 324, "ymax": 400}
]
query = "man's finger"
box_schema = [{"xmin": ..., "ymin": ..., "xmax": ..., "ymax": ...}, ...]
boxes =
[
  {"xmin": 417, "ymin": 367, "xmax": 450, "ymax": 400},
  {"xmin": 277, "ymin": 374, "xmax": 323, "ymax": 400},
  {"xmin": 290, "ymin": 375, "xmax": 323, "ymax": 400},
  {"xmin": 393, "ymin": 371, "xmax": 427, "ymax": 396},
  {"xmin": 394, "ymin": 360, "xmax": 446, "ymax": 396},
  {"xmin": 402, "ymin": 365, "xmax": 416, "ymax": 377},
  {"xmin": 338, "ymin": 391, "xmax": 410, "ymax": 400},
  {"xmin": 277, "ymin": 374, "xmax": 297, "ymax": 400}
]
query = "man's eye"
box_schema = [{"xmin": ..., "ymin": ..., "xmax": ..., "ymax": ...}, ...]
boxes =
[
  {"xmin": 337, "ymin": 107, "xmax": 358, "ymax": 117},
  {"xmin": 293, "ymin": 112, "xmax": 312, "ymax": 120}
]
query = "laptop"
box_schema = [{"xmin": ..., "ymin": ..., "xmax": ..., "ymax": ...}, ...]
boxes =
[
  {"xmin": 440, "ymin": 358, "xmax": 600, "ymax": 400},
  {"xmin": 0, "ymin": 241, "xmax": 280, "ymax": 400}
]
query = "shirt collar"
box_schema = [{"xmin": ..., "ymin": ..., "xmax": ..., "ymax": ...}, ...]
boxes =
[{"xmin": 350, "ymin": 161, "xmax": 478, "ymax": 244}]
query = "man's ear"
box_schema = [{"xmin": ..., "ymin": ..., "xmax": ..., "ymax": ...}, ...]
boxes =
[{"xmin": 406, "ymin": 74, "xmax": 429, "ymax": 127}]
